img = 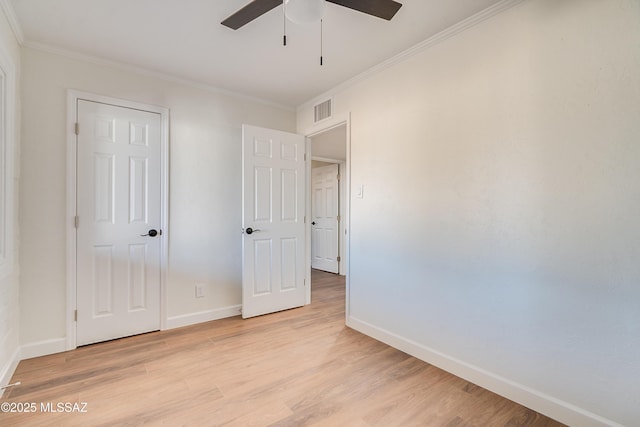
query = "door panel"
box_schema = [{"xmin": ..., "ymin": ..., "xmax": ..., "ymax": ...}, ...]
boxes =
[
  {"xmin": 76, "ymin": 100, "xmax": 162, "ymax": 346},
  {"xmin": 92, "ymin": 245, "xmax": 114, "ymax": 316},
  {"xmin": 129, "ymin": 157, "xmax": 149, "ymax": 223},
  {"xmin": 311, "ymin": 164, "xmax": 339, "ymax": 273},
  {"xmin": 242, "ymin": 125, "xmax": 306, "ymax": 318}
]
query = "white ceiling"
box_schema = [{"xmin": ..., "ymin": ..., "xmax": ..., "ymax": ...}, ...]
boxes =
[{"xmin": 8, "ymin": 0, "xmax": 505, "ymax": 107}]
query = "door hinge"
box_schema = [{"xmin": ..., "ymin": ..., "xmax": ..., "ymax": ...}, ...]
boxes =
[
  {"xmin": 74, "ymin": 122, "xmax": 79, "ymax": 135},
  {"xmin": 304, "ymin": 216, "xmax": 306, "ymax": 224},
  {"xmin": 337, "ymin": 174, "xmax": 340, "ymax": 181},
  {"xmin": 304, "ymin": 153, "xmax": 307, "ymax": 161},
  {"xmin": 337, "ymin": 215, "xmax": 341, "ymax": 222},
  {"xmin": 337, "ymin": 256, "xmax": 341, "ymax": 262},
  {"xmin": 74, "ymin": 216, "xmax": 79, "ymax": 229},
  {"xmin": 74, "ymin": 310, "xmax": 78, "ymax": 322}
]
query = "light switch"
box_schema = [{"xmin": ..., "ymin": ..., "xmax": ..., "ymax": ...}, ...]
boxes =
[
  {"xmin": 195, "ymin": 284, "xmax": 205, "ymax": 298},
  {"xmin": 355, "ymin": 184, "xmax": 364, "ymax": 199}
]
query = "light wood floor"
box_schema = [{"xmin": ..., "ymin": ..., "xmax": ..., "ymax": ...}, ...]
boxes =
[{"xmin": 1, "ymin": 270, "xmax": 565, "ymax": 426}]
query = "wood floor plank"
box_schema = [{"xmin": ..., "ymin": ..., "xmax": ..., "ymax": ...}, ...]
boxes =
[{"xmin": 1, "ymin": 270, "xmax": 565, "ymax": 426}]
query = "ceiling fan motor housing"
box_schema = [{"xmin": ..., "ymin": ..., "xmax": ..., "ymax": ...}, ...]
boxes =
[{"xmin": 285, "ymin": 0, "xmax": 326, "ymax": 24}]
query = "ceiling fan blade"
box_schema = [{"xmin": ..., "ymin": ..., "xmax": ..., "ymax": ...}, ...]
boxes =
[
  {"xmin": 221, "ymin": 0, "xmax": 283, "ymax": 30},
  {"xmin": 327, "ymin": 0, "xmax": 402, "ymax": 21}
]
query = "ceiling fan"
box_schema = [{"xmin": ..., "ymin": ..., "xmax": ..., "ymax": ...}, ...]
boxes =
[{"xmin": 222, "ymin": 0, "xmax": 403, "ymax": 30}]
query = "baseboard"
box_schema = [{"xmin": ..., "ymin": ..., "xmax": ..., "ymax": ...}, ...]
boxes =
[
  {"xmin": 165, "ymin": 305, "xmax": 242, "ymax": 330},
  {"xmin": 20, "ymin": 338, "xmax": 67, "ymax": 361},
  {"xmin": 0, "ymin": 347, "xmax": 20, "ymax": 398},
  {"xmin": 16, "ymin": 307, "xmax": 241, "ymax": 360},
  {"xmin": 346, "ymin": 316, "xmax": 622, "ymax": 427}
]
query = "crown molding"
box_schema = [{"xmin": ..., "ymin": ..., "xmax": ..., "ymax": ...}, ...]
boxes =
[
  {"xmin": 297, "ymin": 0, "xmax": 527, "ymax": 111},
  {"xmin": 0, "ymin": 0, "xmax": 24, "ymax": 44},
  {"xmin": 5, "ymin": 0, "xmax": 526, "ymax": 113},
  {"xmin": 21, "ymin": 40, "xmax": 295, "ymax": 112}
]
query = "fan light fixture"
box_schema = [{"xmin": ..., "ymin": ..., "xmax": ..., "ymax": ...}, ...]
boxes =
[
  {"xmin": 284, "ymin": 0, "xmax": 326, "ymax": 24},
  {"xmin": 221, "ymin": 0, "xmax": 402, "ymax": 66}
]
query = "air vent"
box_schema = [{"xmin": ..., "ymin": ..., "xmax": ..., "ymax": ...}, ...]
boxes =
[{"xmin": 313, "ymin": 98, "xmax": 332, "ymax": 123}]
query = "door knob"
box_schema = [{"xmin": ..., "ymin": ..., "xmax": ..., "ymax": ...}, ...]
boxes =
[
  {"xmin": 243, "ymin": 227, "xmax": 261, "ymax": 235},
  {"xmin": 312, "ymin": 222, "xmax": 316, "ymax": 225},
  {"xmin": 140, "ymin": 229, "xmax": 160, "ymax": 237}
]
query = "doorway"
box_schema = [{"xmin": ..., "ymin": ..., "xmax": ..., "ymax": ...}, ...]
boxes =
[{"xmin": 309, "ymin": 123, "xmax": 347, "ymax": 281}]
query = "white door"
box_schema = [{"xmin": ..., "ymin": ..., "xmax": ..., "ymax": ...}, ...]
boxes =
[
  {"xmin": 76, "ymin": 100, "xmax": 162, "ymax": 346},
  {"xmin": 311, "ymin": 164, "xmax": 340, "ymax": 273},
  {"xmin": 242, "ymin": 125, "xmax": 306, "ymax": 318}
]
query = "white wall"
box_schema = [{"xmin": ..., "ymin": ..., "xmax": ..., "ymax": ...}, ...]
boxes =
[
  {"xmin": 19, "ymin": 47, "xmax": 295, "ymax": 349},
  {"xmin": 311, "ymin": 125, "xmax": 346, "ymax": 161},
  {"xmin": 298, "ymin": 0, "xmax": 640, "ymax": 425},
  {"xmin": 0, "ymin": 6, "xmax": 21, "ymax": 390}
]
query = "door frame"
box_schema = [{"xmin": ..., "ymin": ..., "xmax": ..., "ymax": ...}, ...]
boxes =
[
  {"xmin": 65, "ymin": 90, "xmax": 169, "ymax": 350},
  {"xmin": 303, "ymin": 114, "xmax": 351, "ymax": 315}
]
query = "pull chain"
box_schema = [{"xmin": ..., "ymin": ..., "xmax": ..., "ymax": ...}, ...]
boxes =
[
  {"xmin": 320, "ymin": 18, "xmax": 323, "ymax": 66},
  {"xmin": 283, "ymin": 1, "xmax": 287, "ymax": 46}
]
